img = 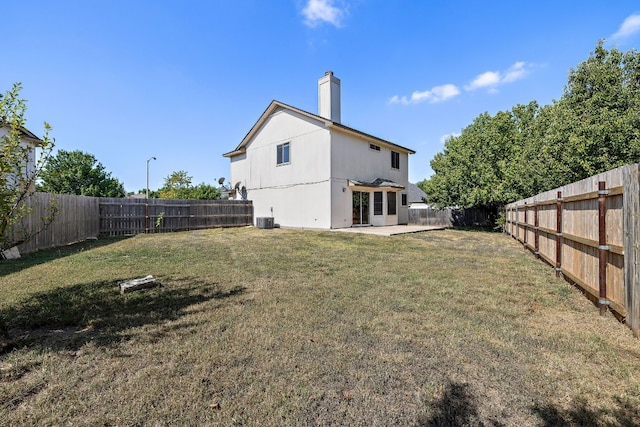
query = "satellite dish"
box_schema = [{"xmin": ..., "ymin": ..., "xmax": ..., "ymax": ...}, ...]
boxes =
[
  {"xmin": 234, "ymin": 181, "xmax": 241, "ymax": 190},
  {"xmin": 218, "ymin": 177, "xmax": 225, "ymax": 185}
]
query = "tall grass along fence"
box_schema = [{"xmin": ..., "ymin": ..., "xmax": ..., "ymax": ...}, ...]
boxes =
[
  {"xmin": 504, "ymin": 163, "xmax": 640, "ymax": 337},
  {"xmin": 10, "ymin": 194, "xmax": 253, "ymax": 255}
]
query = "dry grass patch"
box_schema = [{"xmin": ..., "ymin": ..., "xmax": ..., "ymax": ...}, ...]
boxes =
[{"xmin": 1, "ymin": 227, "xmax": 639, "ymax": 426}]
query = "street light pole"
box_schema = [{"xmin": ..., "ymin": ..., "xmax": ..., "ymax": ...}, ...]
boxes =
[{"xmin": 146, "ymin": 156, "xmax": 156, "ymax": 199}]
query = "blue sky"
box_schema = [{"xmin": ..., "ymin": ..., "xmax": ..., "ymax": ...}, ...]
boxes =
[{"xmin": 2, "ymin": 1, "xmax": 640, "ymax": 192}]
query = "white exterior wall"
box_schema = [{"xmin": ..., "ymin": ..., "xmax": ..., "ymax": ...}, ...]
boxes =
[
  {"xmin": 229, "ymin": 109, "xmax": 332, "ymax": 228},
  {"xmin": 330, "ymin": 130, "xmax": 409, "ymax": 228},
  {"xmin": 0, "ymin": 127, "xmax": 37, "ymax": 189}
]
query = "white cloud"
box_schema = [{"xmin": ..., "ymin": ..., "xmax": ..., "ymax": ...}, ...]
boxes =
[
  {"xmin": 440, "ymin": 133, "xmax": 460, "ymax": 144},
  {"xmin": 502, "ymin": 61, "xmax": 528, "ymax": 83},
  {"xmin": 302, "ymin": 0, "xmax": 345, "ymax": 28},
  {"xmin": 465, "ymin": 62, "xmax": 531, "ymax": 92},
  {"xmin": 390, "ymin": 62, "xmax": 533, "ymax": 106},
  {"xmin": 432, "ymin": 84, "xmax": 461, "ymax": 101},
  {"xmin": 611, "ymin": 13, "xmax": 640, "ymax": 40},
  {"xmin": 389, "ymin": 83, "xmax": 460, "ymax": 105},
  {"xmin": 465, "ymin": 71, "xmax": 500, "ymax": 91}
]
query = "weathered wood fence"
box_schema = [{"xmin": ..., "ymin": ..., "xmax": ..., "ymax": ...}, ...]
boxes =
[
  {"xmin": 99, "ymin": 198, "xmax": 253, "ymax": 236},
  {"xmin": 408, "ymin": 206, "xmax": 454, "ymax": 226},
  {"xmin": 13, "ymin": 193, "xmax": 100, "ymax": 255},
  {"xmin": 11, "ymin": 194, "xmax": 253, "ymax": 254},
  {"xmin": 504, "ymin": 163, "xmax": 640, "ymax": 337},
  {"xmin": 409, "ymin": 206, "xmax": 497, "ymax": 228}
]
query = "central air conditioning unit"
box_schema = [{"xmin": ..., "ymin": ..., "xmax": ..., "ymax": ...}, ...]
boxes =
[{"xmin": 256, "ymin": 217, "xmax": 274, "ymax": 229}]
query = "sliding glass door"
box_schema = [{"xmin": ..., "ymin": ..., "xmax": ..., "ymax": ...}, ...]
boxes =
[{"xmin": 352, "ymin": 191, "xmax": 369, "ymax": 225}]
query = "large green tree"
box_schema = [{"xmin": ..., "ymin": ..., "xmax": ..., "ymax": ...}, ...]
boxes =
[
  {"xmin": 38, "ymin": 150, "xmax": 125, "ymax": 197},
  {"xmin": 421, "ymin": 42, "xmax": 640, "ymax": 209},
  {"xmin": 158, "ymin": 170, "xmax": 221, "ymax": 200},
  {"xmin": 158, "ymin": 170, "xmax": 192, "ymax": 199},
  {"xmin": 556, "ymin": 41, "xmax": 640, "ymax": 179},
  {"xmin": 422, "ymin": 103, "xmax": 540, "ymax": 208}
]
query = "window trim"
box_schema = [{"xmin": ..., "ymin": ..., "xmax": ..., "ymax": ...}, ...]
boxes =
[
  {"xmin": 277, "ymin": 142, "xmax": 290, "ymax": 165},
  {"xmin": 373, "ymin": 191, "xmax": 383, "ymax": 216},
  {"xmin": 391, "ymin": 151, "xmax": 400, "ymax": 169},
  {"xmin": 387, "ymin": 191, "xmax": 397, "ymax": 215}
]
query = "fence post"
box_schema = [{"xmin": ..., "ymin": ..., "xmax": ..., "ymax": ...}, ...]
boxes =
[
  {"xmin": 145, "ymin": 201, "xmax": 150, "ymax": 234},
  {"xmin": 524, "ymin": 202, "xmax": 528, "ymax": 248},
  {"xmin": 556, "ymin": 191, "xmax": 563, "ymax": 277},
  {"xmin": 598, "ymin": 181, "xmax": 610, "ymax": 315},
  {"xmin": 503, "ymin": 206, "xmax": 506, "ymax": 233},
  {"xmin": 515, "ymin": 204, "xmax": 519, "ymax": 243},
  {"xmin": 624, "ymin": 165, "xmax": 640, "ymax": 337},
  {"xmin": 534, "ymin": 199, "xmax": 539, "ymax": 259}
]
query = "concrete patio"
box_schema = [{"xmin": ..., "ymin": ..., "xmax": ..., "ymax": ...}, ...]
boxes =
[{"xmin": 331, "ymin": 224, "xmax": 446, "ymax": 236}]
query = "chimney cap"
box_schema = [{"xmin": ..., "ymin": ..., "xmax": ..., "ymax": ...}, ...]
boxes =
[{"xmin": 325, "ymin": 70, "xmax": 333, "ymax": 76}]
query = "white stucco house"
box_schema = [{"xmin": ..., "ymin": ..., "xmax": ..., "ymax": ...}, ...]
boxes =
[
  {"xmin": 223, "ymin": 72, "xmax": 415, "ymax": 229},
  {"xmin": 0, "ymin": 123, "xmax": 41, "ymax": 190}
]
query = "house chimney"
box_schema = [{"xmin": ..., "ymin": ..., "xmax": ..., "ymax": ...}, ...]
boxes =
[{"xmin": 318, "ymin": 71, "xmax": 341, "ymax": 123}]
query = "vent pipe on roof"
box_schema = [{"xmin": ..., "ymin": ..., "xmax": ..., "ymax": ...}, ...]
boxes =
[{"xmin": 318, "ymin": 71, "xmax": 341, "ymax": 123}]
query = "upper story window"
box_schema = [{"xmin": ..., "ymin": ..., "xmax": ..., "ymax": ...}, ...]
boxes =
[
  {"xmin": 277, "ymin": 142, "xmax": 290, "ymax": 165},
  {"xmin": 391, "ymin": 151, "xmax": 400, "ymax": 169},
  {"xmin": 370, "ymin": 143, "xmax": 380, "ymax": 151}
]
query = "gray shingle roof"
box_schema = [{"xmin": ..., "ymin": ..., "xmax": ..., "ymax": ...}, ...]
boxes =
[
  {"xmin": 408, "ymin": 183, "xmax": 427, "ymax": 203},
  {"xmin": 349, "ymin": 178, "xmax": 405, "ymax": 189}
]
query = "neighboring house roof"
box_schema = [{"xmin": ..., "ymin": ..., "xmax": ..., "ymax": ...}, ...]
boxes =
[
  {"xmin": 408, "ymin": 182, "xmax": 427, "ymax": 203},
  {"xmin": 223, "ymin": 100, "xmax": 416, "ymax": 158},
  {"xmin": 126, "ymin": 193, "xmax": 147, "ymax": 199},
  {"xmin": 0, "ymin": 122, "xmax": 43, "ymax": 145}
]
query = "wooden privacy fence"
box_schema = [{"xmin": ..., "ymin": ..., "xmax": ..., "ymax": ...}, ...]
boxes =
[
  {"xmin": 504, "ymin": 163, "xmax": 640, "ymax": 337},
  {"xmin": 408, "ymin": 206, "xmax": 455, "ymax": 227},
  {"xmin": 14, "ymin": 193, "xmax": 100, "ymax": 255},
  {"xmin": 409, "ymin": 206, "xmax": 497, "ymax": 228},
  {"xmin": 9, "ymin": 194, "xmax": 253, "ymax": 254},
  {"xmin": 99, "ymin": 198, "xmax": 253, "ymax": 236}
]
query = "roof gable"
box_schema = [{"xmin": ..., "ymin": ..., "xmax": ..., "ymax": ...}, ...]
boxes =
[
  {"xmin": 0, "ymin": 123, "xmax": 43, "ymax": 145},
  {"xmin": 223, "ymin": 100, "xmax": 415, "ymax": 157}
]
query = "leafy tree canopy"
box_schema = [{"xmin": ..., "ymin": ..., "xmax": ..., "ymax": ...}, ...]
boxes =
[
  {"xmin": 158, "ymin": 170, "xmax": 221, "ymax": 200},
  {"xmin": 38, "ymin": 149, "xmax": 126, "ymax": 197},
  {"xmin": 421, "ymin": 41, "xmax": 640, "ymax": 208}
]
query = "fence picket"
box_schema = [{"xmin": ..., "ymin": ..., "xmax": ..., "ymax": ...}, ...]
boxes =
[
  {"xmin": 505, "ymin": 163, "xmax": 639, "ymax": 336},
  {"xmin": 7, "ymin": 194, "xmax": 253, "ymax": 255}
]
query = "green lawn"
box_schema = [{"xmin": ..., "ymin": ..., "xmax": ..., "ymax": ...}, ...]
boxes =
[{"xmin": 1, "ymin": 227, "xmax": 639, "ymax": 426}]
